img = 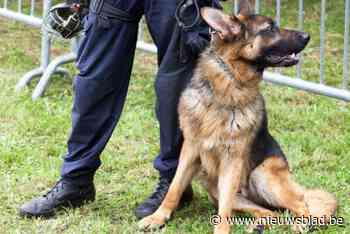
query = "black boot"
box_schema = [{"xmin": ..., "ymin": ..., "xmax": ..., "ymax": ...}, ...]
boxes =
[
  {"xmin": 134, "ymin": 177, "xmax": 193, "ymax": 219},
  {"xmin": 19, "ymin": 179, "xmax": 95, "ymax": 218}
]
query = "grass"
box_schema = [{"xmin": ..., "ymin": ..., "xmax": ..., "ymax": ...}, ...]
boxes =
[{"xmin": 0, "ymin": 1, "xmax": 349, "ymax": 233}]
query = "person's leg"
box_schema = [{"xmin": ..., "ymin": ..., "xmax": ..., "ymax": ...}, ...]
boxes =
[
  {"xmin": 135, "ymin": 0, "xmax": 216, "ymax": 218},
  {"xmin": 62, "ymin": 0, "xmax": 143, "ymax": 184},
  {"xmin": 148, "ymin": 0, "xmax": 222, "ymax": 179},
  {"xmin": 19, "ymin": 0, "xmax": 143, "ymax": 218},
  {"xmin": 147, "ymin": 0, "xmax": 210, "ymax": 180}
]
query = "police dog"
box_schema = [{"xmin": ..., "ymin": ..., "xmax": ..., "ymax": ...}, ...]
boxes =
[{"xmin": 139, "ymin": 1, "xmax": 337, "ymax": 234}]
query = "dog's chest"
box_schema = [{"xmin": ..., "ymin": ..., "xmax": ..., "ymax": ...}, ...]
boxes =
[
  {"xmin": 201, "ymin": 102, "xmax": 263, "ymax": 150},
  {"xmin": 180, "ymin": 88, "xmax": 264, "ymax": 150}
]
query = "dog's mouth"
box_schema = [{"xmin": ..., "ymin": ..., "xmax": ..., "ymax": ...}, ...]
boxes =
[
  {"xmin": 265, "ymin": 52, "xmax": 301, "ymax": 67},
  {"xmin": 261, "ymin": 35, "xmax": 310, "ymax": 68}
]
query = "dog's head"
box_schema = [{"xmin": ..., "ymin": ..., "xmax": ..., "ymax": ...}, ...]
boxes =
[{"xmin": 201, "ymin": 0, "xmax": 310, "ymax": 68}]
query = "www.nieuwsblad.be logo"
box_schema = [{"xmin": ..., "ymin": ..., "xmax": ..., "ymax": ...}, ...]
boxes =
[{"xmin": 210, "ymin": 215, "xmax": 345, "ymax": 226}]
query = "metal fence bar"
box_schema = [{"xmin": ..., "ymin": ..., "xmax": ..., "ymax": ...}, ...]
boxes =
[
  {"xmin": 32, "ymin": 53, "xmax": 74, "ymax": 100},
  {"xmin": 343, "ymin": 0, "xmax": 350, "ymax": 89},
  {"xmin": 274, "ymin": 0, "xmax": 281, "ymax": 73},
  {"xmin": 275, "ymin": 0, "xmax": 281, "ymax": 26},
  {"xmin": 255, "ymin": 0, "xmax": 260, "ymax": 14},
  {"xmin": 30, "ymin": 0, "xmax": 35, "ymax": 16},
  {"xmin": 137, "ymin": 18, "xmax": 144, "ymax": 42},
  {"xmin": 296, "ymin": 0, "xmax": 304, "ymax": 79},
  {"xmin": 233, "ymin": 0, "xmax": 238, "ymax": 15},
  {"xmin": 41, "ymin": 0, "xmax": 51, "ymax": 68},
  {"xmin": 136, "ymin": 41, "xmax": 157, "ymax": 54},
  {"xmin": 320, "ymin": 0, "xmax": 326, "ymax": 84},
  {"xmin": 18, "ymin": 0, "xmax": 22, "ymax": 13},
  {"xmin": 136, "ymin": 17, "xmax": 157, "ymax": 54},
  {"xmin": 0, "ymin": 8, "xmax": 42, "ymax": 27},
  {"xmin": 264, "ymin": 72, "xmax": 350, "ymax": 101},
  {"xmin": 3, "ymin": 0, "xmax": 7, "ymax": 9}
]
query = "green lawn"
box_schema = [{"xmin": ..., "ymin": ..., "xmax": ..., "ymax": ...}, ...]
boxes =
[{"xmin": 0, "ymin": 1, "xmax": 349, "ymax": 233}]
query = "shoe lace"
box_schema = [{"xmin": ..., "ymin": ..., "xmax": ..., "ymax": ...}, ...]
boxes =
[
  {"xmin": 149, "ymin": 177, "xmax": 171, "ymax": 201},
  {"xmin": 43, "ymin": 179, "xmax": 64, "ymax": 199}
]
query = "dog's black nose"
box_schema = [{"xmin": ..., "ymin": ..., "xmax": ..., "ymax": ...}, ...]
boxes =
[{"xmin": 299, "ymin": 32, "xmax": 310, "ymax": 43}]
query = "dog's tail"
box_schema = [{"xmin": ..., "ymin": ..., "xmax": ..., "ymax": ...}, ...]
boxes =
[{"xmin": 303, "ymin": 188, "xmax": 337, "ymax": 223}]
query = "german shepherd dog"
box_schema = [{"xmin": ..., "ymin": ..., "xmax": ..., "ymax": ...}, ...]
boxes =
[{"xmin": 139, "ymin": 1, "xmax": 337, "ymax": 233}]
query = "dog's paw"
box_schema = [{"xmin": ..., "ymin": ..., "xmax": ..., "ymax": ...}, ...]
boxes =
[
  {"xmin": 138, "ymin": 214, "xmax": 166, "ymax": 231},
  {"xmin": 291, "ymin": 223, "xmax": 309, "ymax": 233}
]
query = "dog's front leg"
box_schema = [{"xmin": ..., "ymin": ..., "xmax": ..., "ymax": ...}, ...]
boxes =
[
  {"xmin": 214, "ymin": 144, "xmax": 248, "ymax": 234},
  {"xmin": 138, "ymin": 139, "xmax": 200, "ymax": 231}
]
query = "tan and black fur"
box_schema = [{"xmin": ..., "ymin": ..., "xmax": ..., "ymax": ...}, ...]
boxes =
[{"xmin": 139, "ymin": 1, "xmax": 337, "ymax": 234}]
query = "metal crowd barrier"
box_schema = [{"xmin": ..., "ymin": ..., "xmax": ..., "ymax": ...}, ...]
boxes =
[
  {"xmin": 254, "ymin": 0, "xmax": 350, "ymax": 102},
  {"xmin": 0, "ymin": 0, "xmax": 349, "ymax": 101},
  {"xmin": 234, "ymin": 0, "xmax": 350, "ymax": 101},
  {"xmin": 137, "ymin": 0, "xmax": 350, "ymax": 102},
  {"xmin": 0, "ymin": 0, "xmax": 74, "ymax": 99}
]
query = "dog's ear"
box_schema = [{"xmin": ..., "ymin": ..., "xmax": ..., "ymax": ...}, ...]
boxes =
[
  {"xmin": 237, "ymin": 0, "xmax": 254, "ymax": 17},
  {"xmin": 201, "ymin": 7, "xmax": 243, "ymax": 41}
]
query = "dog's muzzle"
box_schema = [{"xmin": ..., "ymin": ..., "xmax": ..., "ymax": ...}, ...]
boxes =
[{"xmin": 44, "ymin": 2, "xmax": 86, "ymax": 39}]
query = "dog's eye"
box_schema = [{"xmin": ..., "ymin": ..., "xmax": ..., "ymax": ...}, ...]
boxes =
[{"xmin": 260, "ymin": 25, "xmax": 276, "ymax": 35}]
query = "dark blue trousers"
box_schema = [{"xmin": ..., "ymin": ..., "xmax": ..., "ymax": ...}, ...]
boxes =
[{"xmin": 61, "ymin": 0, "xmax": 210, "ymax": 184}]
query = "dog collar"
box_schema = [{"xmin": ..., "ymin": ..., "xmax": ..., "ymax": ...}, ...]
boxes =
[{"xmin": 208, "ymin": 49, "xmax": 237, "ymax": 82}]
